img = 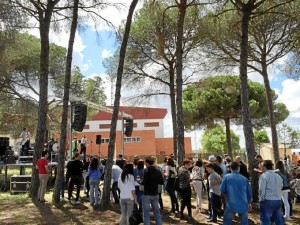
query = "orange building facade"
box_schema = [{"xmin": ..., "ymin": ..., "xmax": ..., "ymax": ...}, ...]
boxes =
[{"xmin": 75, "ymin": 106, "xmax": 192, "ymax": 158}]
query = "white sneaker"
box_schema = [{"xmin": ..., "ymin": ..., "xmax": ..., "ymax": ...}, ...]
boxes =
[
  {"xmin": 284, "ymin": 216, "xmax": 292, "ymax": 221},
  {"xmin": 75, "ymin": 200, "xmax": 80, "ymax": 204}
]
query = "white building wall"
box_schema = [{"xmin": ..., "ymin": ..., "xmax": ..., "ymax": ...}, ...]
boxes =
[{"xmin": 83, "ymin": 118, "xmax": 165, "ymax": 138}]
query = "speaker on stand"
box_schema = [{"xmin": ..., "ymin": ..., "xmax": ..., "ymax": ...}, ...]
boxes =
[
  {"xmin": 0, "ymin": 137, "xmax": 9, "ymax": 163},
  {"xmin": 71, "ymin": 103, "xmax": 87, "ymax": 132},
  {"xmin": 96, "ymin": 135, "xmax": 102, "ymax": 157}
]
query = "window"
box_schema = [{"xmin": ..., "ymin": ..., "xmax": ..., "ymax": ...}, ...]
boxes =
[
  {"xmin": 144, "ymin": 122, "xmax": 159, "ymax": 127},
  {"xmin": 83, "ymin": 125, "xmax": 90, "ymax": 129},
  {"xmin": 123, "ymin": 137, "xmax": 141, "ymax": 143},
  {"xmin": 100, "ymin": 137, "xmax": 141, "ymax": 143},
  {"xmin": 101, "ymin": 138, "xmax": 110, "ymax": 144},
  {"xmin": 99, "ymin": 124, "xmax": 111, "ymax": 129}
]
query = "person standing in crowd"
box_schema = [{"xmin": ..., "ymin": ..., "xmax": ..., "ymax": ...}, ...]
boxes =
[
  {"xmin": 134, "ymin": 159, "xmax": 145, "ymax": 211},
  {"xmin": 165, "ymin": 157, "xmax": 179, "ymax": 214},
  {"xmin": 87, "ymin": 157, "xmax": 102, "ymax": 206},
  {"xmin": 72, "ymin": 137, "xmax": 78, "ymax": 155},
  {"xmin": 215, "ymin": 156, "xmax": 227, "ymax": 176},
  {"xmin": 80, "ymin": 135, "xmax": 87, "ymax": 156},
  {"xmin": 192, "ymin": 159, "xmax": 205, "ymax": 213},
  {"xmin": 153, "ymin": 157, "xmax": 164, "ymax": 210},
  {"xmin": 161, "ymin": 156, "xmax": 168, "ymax": 193},
  {"xmin": 235, "ymin": 156, "xmax": 249, "ymax": 180},
  {"xmin": 66, "ymin": 153, "xmax": 84, "ymax": 204},
  {"xmin": 275, "ymin": 160, "xmax": 292, "ymax": 221},
  {"xmin": 204, "ymin": 155, "xmax": 223, "ymax": 220},
  {"xmin": 254, "ymin": 155, "xmax": 264, "ymax": 174},
  {"xmin": 225, "ymin": 156, "xmax": 232, "ymax": 174},
  {"xmin": 36, "ymin": 150, "xmax": 49, "ymax": 203},
  {"xmin": 112, "ymin": 161, "xmax": 123, "ymax": 204},
  {"xmin": 259, "ymin": 160, "xmax": 284, "ymax": 225},
  {"xmin": 133, "ymin": 155, "xmax": 140, "ymax": 167},
  {"xmin": 220, "ymin": 162, "xmax": 252, "ymax": 225},
  {"xmin": 286, "ymin": 155, "xmax": 292, "ymax": 171},
  {"xmin": 141, "ymin": 156, "xmax": 164, "ymax": 225},
  {"xmin": 177, "ymin": 158, "xmax": 193, "ymax": 220},
  {"xmin": 116, "ymin": 154, "xmax": 126, "ymax": 170},
  {"xmin": 20, "ymin": 127, "xmax": 31, "ymax": 156},
  {"xmin": 206, "ymin": 163, "xmax": 222, "ymax": 223},
  {"xmin": 118, "ymin": 163, "xmax": 138, "ymax": 225},
  {"xmin": 83, "ymin": 155, "xmax": 91, "ymax": 197},
  {"xmin": 292, "ymin": 152, "xmax": 299, "ymax": 167}
]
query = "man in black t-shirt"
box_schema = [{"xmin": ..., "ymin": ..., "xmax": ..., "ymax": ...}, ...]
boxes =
[
  {"xmin": 116, "ymin": 154, "xmax": 125, "ymax": 169},
  {"xmin": 235, "ymin": 156, "xmax": 249, "ymax": 180},
  {"xmin": 66, "ymin": 153, "xmax": 83, "ymax": 204},
  {"xmin": 141, "ymin": 156, "xmax": 164, "ymax": 225}
]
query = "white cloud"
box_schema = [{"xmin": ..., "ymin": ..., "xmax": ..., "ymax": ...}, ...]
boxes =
[
  {"xmin": 278, "ymin": 79, "xmax": 300, "ymax": 118},
  {"xmin": 80, "ymin": 63, "xmax": 89, "ymax": 72},
  {"xmin": 101, "ymin": 49, "xmax": 112, "ymax": 59}
]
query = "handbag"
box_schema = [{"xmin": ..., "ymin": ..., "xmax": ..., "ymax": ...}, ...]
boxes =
[{"xmin": 129, "ymin": 204, "xmax": 143, "ymax": 225}]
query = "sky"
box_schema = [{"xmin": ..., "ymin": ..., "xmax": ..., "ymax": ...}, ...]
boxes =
[{"xmin": 30, "ymin": 0, "xmax": 300, "ymax": 150}]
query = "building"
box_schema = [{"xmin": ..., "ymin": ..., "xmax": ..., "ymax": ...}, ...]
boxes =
[
  {"xmin": 76, "ymin": 106, "xmax": 192, "ymax": 159},
  {"xmin": 260, "ymin": 143, "xmax": 292, "ymax": 162}
]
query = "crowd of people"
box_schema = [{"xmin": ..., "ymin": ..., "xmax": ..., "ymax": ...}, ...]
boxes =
[{"xmin": 35, "ymin": 150, "xmax": 300, "ymax": 225}]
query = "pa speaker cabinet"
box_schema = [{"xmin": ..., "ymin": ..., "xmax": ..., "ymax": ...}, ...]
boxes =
[{"xmin": 10, "ymin": 175, "xmax": 31, "ymax": 193}]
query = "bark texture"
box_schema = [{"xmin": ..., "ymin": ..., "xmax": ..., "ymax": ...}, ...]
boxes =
[
  {"xmin": 175, "ymin": 0, "xmax": 187, "ymax": 166},
  {"xmin": 101, "ymin": 0, "xmax": 138, "ymax": 210},
  {"xmin": 52, "ymin": 0, "xmax": 79, "ymax": 204},
  {"xmin": 30, "ymin": 0, "xmax": 60, "ymax": 199}
]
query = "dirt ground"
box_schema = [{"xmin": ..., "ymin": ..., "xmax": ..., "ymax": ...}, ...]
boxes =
[{"xmin": 0, "ymin": 189, "xmax": 299, "ymax": 225}]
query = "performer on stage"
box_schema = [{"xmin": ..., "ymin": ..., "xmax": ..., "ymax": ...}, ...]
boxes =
[
  {"xmin": 20, "ymin": 127, "xmax": 31, "ymax": 156},
  {"xmin": 80, "ymin": 135, "xmax": 87, "ymax": 156}
]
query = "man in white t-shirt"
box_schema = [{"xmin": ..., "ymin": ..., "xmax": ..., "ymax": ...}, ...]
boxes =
[{"xmin": 20, "ymin": 127, "xmax": 31, "ymax": 156}]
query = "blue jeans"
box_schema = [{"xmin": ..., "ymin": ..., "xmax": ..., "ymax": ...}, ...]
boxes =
[
  {"xmin": 143, "ymin": 195, "xmax": 162, "ymax": 225},
  {"xmin": 260, "ymin": 200, "xmax": 284, "ymax": 225},
  {"xmin": 223, "ymin": 207, "xmax": 248, "ymax": 225},
  {"xmin": 89, "ymin": 178, "xmax": 100, "ymax": 205}
]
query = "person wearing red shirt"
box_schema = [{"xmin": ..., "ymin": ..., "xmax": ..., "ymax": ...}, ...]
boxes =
[{"xmin": 36, "ymin": 150, "xmax": 49, "ymax": 203}]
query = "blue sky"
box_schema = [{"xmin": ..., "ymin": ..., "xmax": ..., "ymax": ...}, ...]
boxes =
[{"xmin": 79, "ymin": 28, "xmax": 117, "ymax": 77}]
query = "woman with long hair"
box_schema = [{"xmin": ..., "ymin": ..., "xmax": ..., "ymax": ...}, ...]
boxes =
[
  {"xmin": 165, "ymin": 157, "xmax": 179, "ymax": 214},
  {"xmin": 118, "ymin": 163, "xmax": 138, "ymax": 225},
  {"xmin": 192, "ymin": 159, "xmax": 205, "ymax": 213},
  {"xmin": 87, "ymin": 157, "xmax": 102, "ymax": 206},
  {"xmin": 275, "ymin": 160, "xmax": 292, "ymax": 220},
  {"xmin": 178, "ymin": 158, "xmax": 193, "ymax": 220},
  {"xmin": 134, "ymin": 159, "xmax": 145, "ymax": 211}
]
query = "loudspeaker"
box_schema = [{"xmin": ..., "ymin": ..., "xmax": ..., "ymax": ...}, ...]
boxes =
[
  {"xmin": 96, "ymin": 135, "xmax": 102, "ymax": 145},
  {"xmin": 124, "ymin": 119, "xmax": 133, "ymax": 137},
  {"xmin": 0, "ymin": 137, "xmax": 9, "ymax": 156},
  {"xmin": 72, "ymin": 103, "xmax": 87, "ymax": 132}
]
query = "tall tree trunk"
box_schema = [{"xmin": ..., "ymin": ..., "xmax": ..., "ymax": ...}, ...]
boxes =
[
  {"xmin": 224, "ymin": 118, "xmax": 233, "ymax": 158},
  {"xmin": 101, "ymin": 0, "xmax": 138, "ymax": 210},
  {"xmin": 175, "ymin": 0, "xmax": 187, "ymax": 166},
  {"xmin": 239, "ymin": 6, "xmax": 258, "ymax": 202},
  {"xmin": 52, "ymin": 0, "xmax": 79, "ymax": 204},
  {"xmin": 30, "ymin": 0, "xmax": 59, "ymax": 198},
  {"xmin": 169, "ymin": 65, "xmax": 178, "ymax": 159},
  {"xmin": 261, "ymin": 61, "xmax": 279, "ymax": 162}
]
